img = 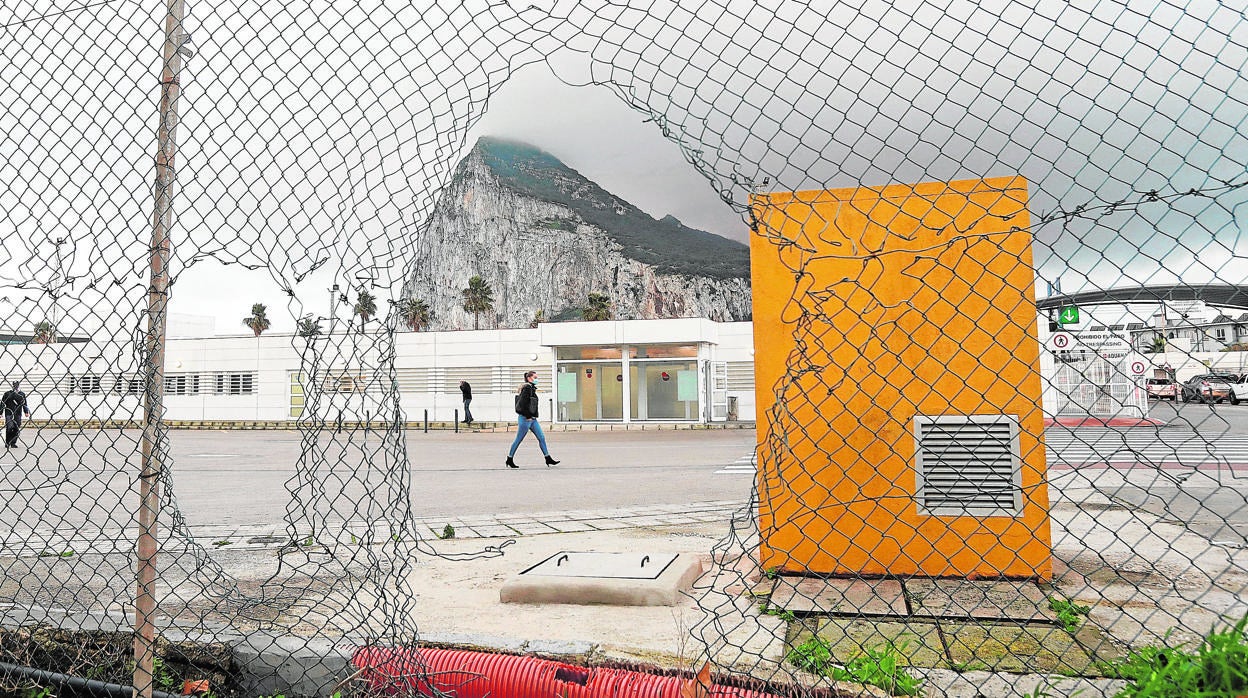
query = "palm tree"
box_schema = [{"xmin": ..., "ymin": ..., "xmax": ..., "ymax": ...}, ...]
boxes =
[
  {"xmin": 461, "ymin": 275, "xmax": 494, "ymax": 330},
  {"xmin": 1148, "ymin": 334, "xmax": 1166, "ymax": 354},
  {"xmin": 243, "ymin": 303, "xmax": 271, "ymax": 337},
  {"xmin": 399, "ymin": 297, "xmax": 432, "ymax": 332},
  {"xmin": 296, "ymin": 315, "xmax": 322, "ymax": 338},
  {"xmin": 584, "ymin": 292, "xmax": 612, "ymax": 321},
  {"xmin": 354, "ymin": 289, "xmax": 377, "ymax": 325},
  {"xmin": 32, "ymin": 320, "xmax": 56, "ymax": 344},
  {"xmin": 528, "ymin": 309, "xmax": 546, "ymax": 329}
]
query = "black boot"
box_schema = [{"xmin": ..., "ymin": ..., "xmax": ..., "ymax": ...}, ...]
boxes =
[
  {"xmin": 506, "ymin": 456, "xmax": 518, "ymax": 468},
  {"xmin": 544, "ymin": 455, "xmax": 560, "ymax": 467}
]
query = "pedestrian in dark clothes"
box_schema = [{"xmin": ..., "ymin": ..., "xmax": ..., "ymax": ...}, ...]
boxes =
[
  {"xmin": 505, "ymin": 371, "xmax": 559, "ymax": 468},
  {"xmin": 459, "ymin": 380, "xmax": 474, "ymax": 425},
  {"xmin": 2, "ymin": 381, "xmax": 32, "ymax": 449}
]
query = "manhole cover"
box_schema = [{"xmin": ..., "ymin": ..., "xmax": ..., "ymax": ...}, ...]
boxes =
[{"xmin": 521, "ymin": 551, "xmax": 677, "ymax": 580}]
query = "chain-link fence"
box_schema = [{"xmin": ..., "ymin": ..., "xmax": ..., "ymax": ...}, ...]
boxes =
[{"xmin": 2, "ymin": 0, "xmax": 1246, "ymax": 696}]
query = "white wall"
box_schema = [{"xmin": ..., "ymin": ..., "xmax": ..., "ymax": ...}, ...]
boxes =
[
  {"xmin": 1148, "ymin": 349, "xmax": 1248, "ymax": 381},
  {"xmin": 7, "ymin": 320, "xmax": 760, "ymax": 423},
  {"xmin": 710, "ymin": 322, "xmax": 757, "ymax": 421}
]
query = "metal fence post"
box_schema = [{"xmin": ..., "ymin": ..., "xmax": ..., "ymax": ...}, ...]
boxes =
[
  {"xmin": 454, "ymin": 409, "xmax": 459, "ymax": 433},
  {"xmin": 135, "ymin": 0, "xmax": 185, "ymax": 695},
  {"xmin": 423, "ymin": 409, "xmax": 428, "ymax": 433}
]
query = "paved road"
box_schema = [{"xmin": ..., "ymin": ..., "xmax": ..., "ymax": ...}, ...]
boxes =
[
  {"xmin": 3, "ymin": 403, "xmax": 1245, "ymax": 548},
  {"xmin": 715, "ymin": 402, "xmax": 1248, "ymax": 473},
  {"xmin": 0, "ymin": 428, "xmax": 757, "ymax": 536}
]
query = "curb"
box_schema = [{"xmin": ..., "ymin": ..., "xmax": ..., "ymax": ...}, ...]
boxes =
[
  {"xmin": 24, "ymin": 420, "xmax": 758, "ymax": 432},
  {"xmin": 1044, "ymin": 417, "xmax": 1166, "ymax": 427}
]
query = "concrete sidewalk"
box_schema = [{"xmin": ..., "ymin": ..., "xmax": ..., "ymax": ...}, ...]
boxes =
[
  {"xmin": 339, "ymin": 475, "xmax": 1247, "ymax": 698},
  {"xmin": 3, "ymin": 482, "xmax": 1247, "ymax": 697}
]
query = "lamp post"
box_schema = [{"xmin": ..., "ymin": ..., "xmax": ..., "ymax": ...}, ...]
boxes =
[
  {"xmin": 49, "ymin": 236, "xmax": 65, "ymax": 342},
  {"xmin": 329, "ymin": 283, "xmax": 340, "ymax": 332}
]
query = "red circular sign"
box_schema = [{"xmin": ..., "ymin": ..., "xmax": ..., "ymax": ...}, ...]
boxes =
[{"xmin": 661, "ymin": 371, "xmax": 670, "ymax": 381}]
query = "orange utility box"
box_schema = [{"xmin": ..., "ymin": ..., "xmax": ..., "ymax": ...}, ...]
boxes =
[{"xmin": 749, "ymin": 176, "xmax": 1052, "ymax": 580}]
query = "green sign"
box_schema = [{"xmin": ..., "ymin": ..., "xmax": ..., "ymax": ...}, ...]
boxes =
[
  {"xmin": 676, "ymin": 370, "xmax": 698, "ymax": 402},
  {"xmin": 1058, "ymin": 306, "xmax": 1080, "ymax": 324},
  {"xmin": 557, "ymin": 372, "xmax": 577, "ymax": 402}
]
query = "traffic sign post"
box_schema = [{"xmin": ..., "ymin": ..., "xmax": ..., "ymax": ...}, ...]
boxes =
[
  {"xmin": 1130, "ymin": 360, "xmax": 1146, "ymax": 376},
  {"xmin": 1058, "ymin": 306, "xmax": 1080, "ymax": 324}
]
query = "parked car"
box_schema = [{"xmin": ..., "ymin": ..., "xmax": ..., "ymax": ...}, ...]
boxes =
[
  {"xmin": 1145, "ymin": 377, "xmax": 1178, "ymax": 400},
  {"xmin": 1226, "ymin": 374, "xmax": 1248, "ymax": 406},
  {"xmin": 1179, "ymin": 374, "xmax": 1233, "ymax": 403}
]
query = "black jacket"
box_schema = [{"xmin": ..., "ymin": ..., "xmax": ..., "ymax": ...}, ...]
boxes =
[
  {"xmin": 460, "ymin": 382, "xmax": 472, "ymax": 400},
  {"xmin": 1, "ymin": 389, "xmax": 28, "ymax": 417},
  {"xmin": 515, "ymin": 382, "xmax": 539, "ymax": 419}
]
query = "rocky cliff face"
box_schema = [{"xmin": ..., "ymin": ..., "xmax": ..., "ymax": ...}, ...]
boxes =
[{"xmin": 404, "ymin": 138, "xmax": 752, "ymax": 330}]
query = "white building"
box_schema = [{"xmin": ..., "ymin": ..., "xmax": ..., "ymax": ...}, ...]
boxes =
[
  {"xmin": 6, "ymin": 318, "xmax": 759, "ymax": 425},
  {"xmin": 6, "ymin": 313, "xmax": 1181, "ymax": 426}
]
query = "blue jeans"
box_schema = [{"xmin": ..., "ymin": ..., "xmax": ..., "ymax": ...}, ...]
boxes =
[{"xmin": 508, "ymin": 416, "xmax": 549, "ymax": 457}]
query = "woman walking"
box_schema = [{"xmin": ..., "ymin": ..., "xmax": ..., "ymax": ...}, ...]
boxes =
[{"xmin": 506, "ymin": 371, "xmax": 559, "ymax": 468}]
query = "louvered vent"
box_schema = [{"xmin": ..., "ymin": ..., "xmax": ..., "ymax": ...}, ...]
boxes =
[{"xmin": 913, "ymin": 415, "xmax": 1023, "ymax": 517}]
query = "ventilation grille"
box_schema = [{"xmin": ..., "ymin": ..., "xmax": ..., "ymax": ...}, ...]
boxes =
[{"xmin": 913, "ymin": 415, "xmax": 1022, "ymax": 517}]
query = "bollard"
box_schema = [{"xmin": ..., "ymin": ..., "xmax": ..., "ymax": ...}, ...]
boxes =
[
  {"xmin": 365, "ymin": 410, "xmax": 371, "ymax": 432},
  {"xmin": 337, "ymin": 410, "xmax": 343, "ymax": 434},
  {"xmin": 454, "ymin": 409, "xmax": 459, "ymax": 433},
  {"xmin": 423, "ymin": 409, "xmax": 428, "ymax": 433}
]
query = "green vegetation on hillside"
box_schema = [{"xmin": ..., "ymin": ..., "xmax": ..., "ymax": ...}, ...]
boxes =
[{"xmin": 473, "ymin": 137, "xmax": 749, "ymax": 279}]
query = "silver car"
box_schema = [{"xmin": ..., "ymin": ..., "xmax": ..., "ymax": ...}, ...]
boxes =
[{"xmin": 1180, "ymin": 374, "xmax": 1233, "ymax": 404}]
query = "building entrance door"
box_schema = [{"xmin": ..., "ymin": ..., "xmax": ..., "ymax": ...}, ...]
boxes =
[{"xmin": 556, "ymin": 361, "xmax": 623, "ymax": 421}]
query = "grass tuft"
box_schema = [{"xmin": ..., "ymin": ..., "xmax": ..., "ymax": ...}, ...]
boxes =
[
  {"xmin": 1049, "ymin": 596, "xmax": 1091, "ymax": 633},
  {"xmin": 1105, "ymin": 614, "xmax": 1248, "ymax": 697},
  {"xmin": 786, "ymin": 637, "xmax": 922, "ymax": 696}
]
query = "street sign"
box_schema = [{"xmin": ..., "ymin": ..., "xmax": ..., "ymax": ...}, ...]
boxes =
[
  {"xmin": 1130, "ymin": 360, "xmax": 1146, "ymax": 375},
  {"xmin": 1051, "ymin": 332, "xmax": 1073, "ymax": 349},
  {"xmin": 1058, "ymin": 306, "xmax": 1080, "ymax": 324}
]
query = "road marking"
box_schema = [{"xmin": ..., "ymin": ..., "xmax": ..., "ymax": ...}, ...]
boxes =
[
  {"xmin": 715, "ymin": 451, "xmax": 757, "ymax": 474},
  {"xmin": 1045, "ymin": 430, "xmax": 1248, "ymax": 465},
  {"xmin": 714, "ymin": 432, "xmax": 1248, "ymax": 472}
]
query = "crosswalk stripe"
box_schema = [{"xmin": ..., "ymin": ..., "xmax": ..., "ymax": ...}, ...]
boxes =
[
  {"xmin": 715, "ymin": 450, "xmax": 757, "ymax": 474},
  {"xmin": 719, "ymin": 431, "xmax": 1248, "ymax": 473}
]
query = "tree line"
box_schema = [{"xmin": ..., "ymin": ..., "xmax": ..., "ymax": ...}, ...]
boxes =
[{"xmin": 27, "ymin": 277, "xmax": 617, "ymax": 343}]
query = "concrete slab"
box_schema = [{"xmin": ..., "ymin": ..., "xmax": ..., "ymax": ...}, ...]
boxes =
[
  {"xmin": 941, "ymin": 622, "xmax": 1098, "ymax": 675},
  {"xmin": 769, "ymin": 577, "xmax": 907, "ymax": 616},
  {"xmin": 500, "ymin": 552, "xmax": 704, "ymax": 606},
  {"xmin": 547, "ymin": 521, "xmax": 598, "ymax": 533},
  {"xmin": 906, "ymin": 578, "xmax": 1055, "ymax": 621},
  {"xmin": 911, "ymin": 668, "xmax": 1128, "ymax": 698},
  {"xmin": 788, "ymin": 618, "xmax": 947, "ymax": 668}
]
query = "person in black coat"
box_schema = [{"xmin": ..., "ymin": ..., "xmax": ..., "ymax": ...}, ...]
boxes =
[
  {"xmin": 459, "ymin": 380, "xmax": 474, "ymax": 424},
  {"xmin": 505, "ymin": 371, "xmax": 559, "ymax": 468},
  {"xmin": 2, "ymin": 380, "xmax": 32, "ymax": 449}
]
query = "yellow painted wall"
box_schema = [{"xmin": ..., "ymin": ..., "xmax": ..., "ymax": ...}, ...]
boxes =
[{"xmin": 749, "ymin": 176, "xmax": 1052, "ymax": 580}]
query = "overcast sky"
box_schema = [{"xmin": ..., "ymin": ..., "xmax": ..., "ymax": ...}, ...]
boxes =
[
  {"xmin": 1, "ymin": 0, "xmax": 1245, "ymax": 337},
  {"xmin": 169, "ymin": 67, "xmax": 751, "ymax": 335}
]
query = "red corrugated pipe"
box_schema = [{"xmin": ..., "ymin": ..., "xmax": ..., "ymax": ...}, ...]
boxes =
[{"xmin": 353, "ymin": 646, "xmax": 781, "ymax": 698}]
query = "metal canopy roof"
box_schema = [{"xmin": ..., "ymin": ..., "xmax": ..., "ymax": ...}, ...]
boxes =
[{"xmin": 1037, "ymin": 284, "xmax": 1248, "ymax": 311}]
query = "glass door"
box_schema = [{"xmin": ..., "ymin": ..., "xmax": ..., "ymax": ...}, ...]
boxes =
[{"xmin": 556, "ymin": 361, "xmax": 624, "ymax": 421}]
